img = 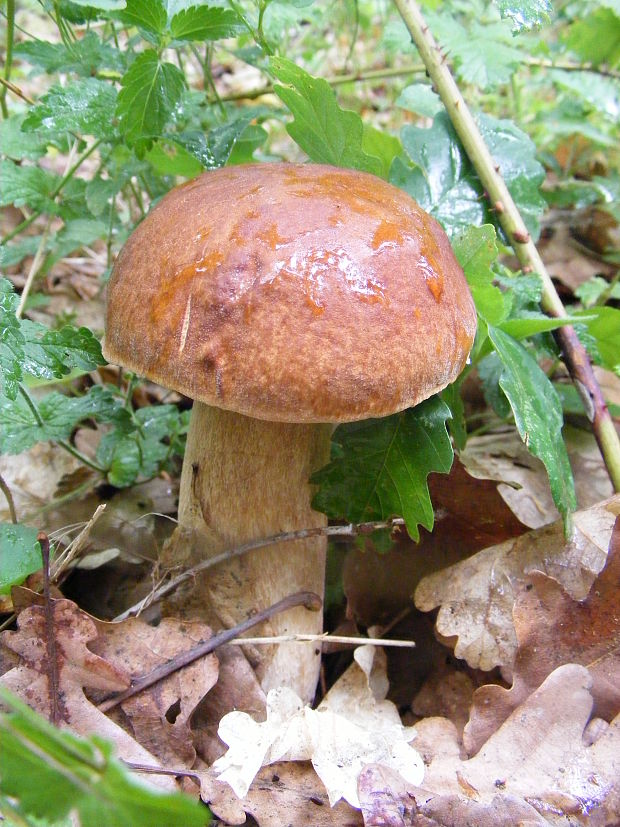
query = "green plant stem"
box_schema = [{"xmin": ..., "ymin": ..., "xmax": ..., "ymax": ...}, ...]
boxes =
[
  {"xmin": 17, "ymin": 385, "xmax": 107, "ymax": 474},
  {"xmin": 0, "ymin": 0, "xmax": 15, "ymax": 118},
  {"xmin": 228, "ymin": 0, "xmax": 273, "ymax": 55},
  {"xmin": 0, "ymin": 472, "xmax": 18, "ymax": 522},
  {"xmin": 393, "ymin": 0, "xmax": 620, "ymax": 492}
]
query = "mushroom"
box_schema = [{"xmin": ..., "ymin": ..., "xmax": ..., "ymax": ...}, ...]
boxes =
[{"xmin": 103, "ymin": 163, "xmax": 476, "ymax": 704}]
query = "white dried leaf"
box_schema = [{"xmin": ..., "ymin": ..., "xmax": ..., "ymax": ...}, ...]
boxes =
[{"xmin": 213, "ymin": 646, "xmax": 423, "ymax": 808}]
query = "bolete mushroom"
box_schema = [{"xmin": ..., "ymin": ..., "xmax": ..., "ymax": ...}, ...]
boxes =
[{"xmin": 103, "ymin": 163, "xmax": 476, "ymax": 704}]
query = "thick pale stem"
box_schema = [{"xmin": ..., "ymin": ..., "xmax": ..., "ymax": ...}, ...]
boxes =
[{"xmin": 164, "ymin": 403, "xmax": 332, "ymax": 703}]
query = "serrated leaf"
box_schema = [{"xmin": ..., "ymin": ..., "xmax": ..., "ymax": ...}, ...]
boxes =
[
  {"xmin": 488, "ymin": 326, "xmax": 576, "ymax": 527},
  {"xmin": 493, "ymin": 0, "xmax": 551, "ymax": 32},
  {"xmin": 20, "ymin": 321, "xmax": 105, "ymax": 382},
  {"xmin": 0, "ymin": 160, "xmax": 61, "ymax": 214},
  {"xmin": 167, "ymin": 115, "xmax": 253, "ymax": 169},
  {"xmin": 169, "ymin": 6, "xmax": 245, "ymax": 41},
  {"xmin": 0, "ymin": 278, "xmax": 26, "ymax": 400},
  {"xmin": 0, "ymin": 524, "xmax": 44, "ymax": 595},
  {"xmin": 270, "ymin": 56, "xmax": 383, "ymax": 175},
  {"xmin": 14, "ymin": 32, "xmax": 124, "ymax": 76},
  {"xmin": 0, "ymin": 691, "xmax": 209, "ymax": 827},
  {"xmin": 0, "ymin": 114, "xmax": 49, "ymax": 161},
  {"xmin": 116, "ymin": 50, "xmax": 185, "ymax": 148},
  {"xmin": 392, "ymin": 111, "xmax": 545, "ymax": 239},
  {"xmin": 428, "ymin": 15, "xmax": 522, "ymax": 89},
  {"xmin": 22, "ymin": 79, "xmax": 118, "ymax": 139},
  {"xmin": 0, "ymin": 385, "xmax": 123, "ymax": 455},
  {"xmin": 312, "ymin": 397, "xmax": 453, "ymax": 541},
  {"xmin": 118, "ymin": 0, "xmax": 167, "ymax": 39},
  {"xmin": 96, "ymin": 404, "xmax": 186, "ymax": 486}
]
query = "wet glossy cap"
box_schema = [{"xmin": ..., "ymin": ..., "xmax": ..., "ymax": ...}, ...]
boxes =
[{"xmin": 103, "ymin": 163, "xmax": 476, "ymax": 423}]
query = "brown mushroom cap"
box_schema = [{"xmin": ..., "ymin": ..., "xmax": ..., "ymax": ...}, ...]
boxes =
[{"xmin": 103, "ymin": 163, "xmax": 476, "ymax": 423}]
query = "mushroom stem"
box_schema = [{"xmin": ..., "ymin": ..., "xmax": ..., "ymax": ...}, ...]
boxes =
[{"xmin": 163, "ymin": 403, "xmax": 332, "ymax": 703}]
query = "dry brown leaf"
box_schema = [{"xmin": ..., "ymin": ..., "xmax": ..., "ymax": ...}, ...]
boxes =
[
  {"xmin": 464, "ymin": 518, "xmax": 620, "ymax": 755},
  {"xmin": 90, "ymin": 615, "xmax": 219, "ymax": 767},
  {"xmin": 460, "ymin": 428, "xmax": 614, "ymax": 529},
  {"xmin": 192, "ymin": 643, "xmax": 267, "ymax": 765},
  {"xmin": 358, "ymin": 764, "xmax": 547, "ymax": 826},
  {"xmin": 343, "ymin": 459, "xmax": 528, "ymax": 628},
  {"xmin": 411, "ymin": 663, "xmax": 476, "ymax": 737},
  {"xmin": 414, "ymin": 496, "xmax": 619, "ymax": 671},
  {"xmin": 200, "ymin": 762, "xmax": 363, "ymax": 826},
  {"xmin": 0, "ymin": 442, "xmax": 82, "ymax": 523},
  {"xmin": 360, "ymin": 664, "xmax": 619, "ymax": 826},
  {"xmin": 0, "ymin": 597, "xmax": 176, "ymax": 788}
]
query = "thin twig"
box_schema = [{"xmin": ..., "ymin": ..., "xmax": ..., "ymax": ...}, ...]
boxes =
[
  {"xmin": 113, "ymin": 517, "xmax": 406, "ymax": 621},
  {"xmin": 227, "ymin": 634, "xmax": 415, "ymax": 648},
  {"xmin": 217, "ymin": 62, "xmax": 426, "ymax": 102},
  {"xmin": 393, "ymin": 0, "xmax": 620, "ymax": 492},
  {"xmin": 0, "ymin": 473, "xmax": 18, "ymax": 523},
  {"xmin": 0, "ymin": 76, "xmax": 34, "ymax": 106},
  {"xmin": 39, "ymin": 532, "xmax": 61, "ymax": 725},
  {"xmin": 99, "ymin": 591, "xmax": 322, "ymax": 712}
]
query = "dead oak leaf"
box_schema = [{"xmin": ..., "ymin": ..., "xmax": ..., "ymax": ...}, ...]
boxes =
[
  {"xmin": 414, "ymin": 496, "xmax": 618, "ymax": 671},
  {"xmin": 91, "ymin": 616, "xmax": 219, "ymax": 767},
  {"xmin": 464, "ymin": 518, "xmax": 620, "ymax": 755},
  {"xmin": 199, "ymin": 762, "xmax": 363, "ymax": 827},
  {"xmin": 0, "ymin": 598, "xmax": 176, "ymax": 788},
  {"xmin": 359, "ymin": 665, "xmax": 619, "ymax": 826}
]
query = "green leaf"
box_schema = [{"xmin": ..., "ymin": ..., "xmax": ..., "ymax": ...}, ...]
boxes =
[
  {"xmin": 22, "ymin": 79, "xmax": 118, "ymax": 139},
  {"xmin": 428, "ymin": 14, "xmax": 522, "ymax": 89},
  {"xmin": 0, "ymin": 524, "xmax": 44, "ymax": 595},
  {"xmin": 492, "ymin": 0, "xmax": 551, "ymax": 32},
  {"xmin": 451, "ymin": 224, "xmax": 509, "ymax": 325},
  {"xmin": 0, "ymin": 277, "xmax": 104, "ymax": 398},
  {"xmin": 361, "ymin": 125, "xmax": 402, "ymax": 180},
  {"xmin": 499, "ymin": 314, "xmax": 593, "ymax": 340},
  {"xmin": 0, "ymin": 278, "xmax": 26, "ymax": 401},
  {"xmin": 550, "ymin": 70, "xmax": 620, "ymax": 122},
  {"xmin": 169, "ymin": 6, "xmax": 245, "ymax": 41},
  {"xmin": 0, "ymin": 114, "xmax": 50, "ymax": 161},
  {"xmin": 20, "ymin": 321, "xmax": 105, "ymax": 381},
  {"xmin": 226, "ymin": 123, "xmax": 269, "ymax": 164},
  {"xmin": 575, "ymin": 276, "xmax": 620, "ymax": 307},
  {"xmin": 118, "ymin": 0, "xmax": 168, "ymax": 39},
  {"xmin": 391, "ymin": 115, "xmax": 485, "ymax": 235},
  {"xmin": 393, "ymin": 111, "xmax": 545, "ymax": 239},
  {"xmin": 14, "ymin": 32, "xmax": 125, "ymax": 76},
  {"xmin": 146, "ymin": 139, "xmax": 203, "ymax": 177},
  {"xmin": 573, "ymin": 306, "xmax": 620, "ymax": 373},
  {"xmin": 0, "ymin": 160, "xmax": 61, "ymax": 214},
  {"xmin": 116, "ymin": 51, "xmax": 185, "ymax": 148},
  {"xmin": 396, "ymin": 84, "xmax": 442, "ymax": 118},
  {"xmin": 167, "ymin": 115, "xmax": 253, "ymax": 169},
  {"xmin": 96, "ymin": 404, "xmax": 187, "ymax": 486},
  {"xmin": 0, "ymin": 691, "xmax": 210, "ymax": 827},
  {"xmin": 487, "ymin": 326, "xmax": 576, "ymax": 527},
  {"xmin": 0, "ymin": 385, "xmax": 123, "ymax": 455},
  {"xmin": 312, "ymin": 397, "xmax": 454, "ymax": 541},
  {"xmin": 563, "ymin": 8, "xmax": 620, "ymax": 68},
  {"xmin": 270, "ymin": 57, "xmax": 382, "ymax": 175}
]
